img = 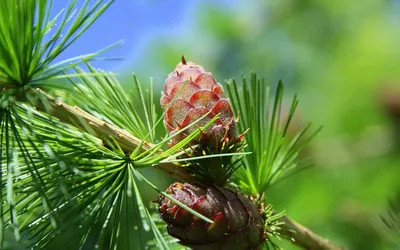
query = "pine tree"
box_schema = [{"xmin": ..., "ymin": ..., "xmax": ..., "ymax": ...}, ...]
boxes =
[{"xmin": 0, "ymin": 1, "xmax": 345, "ymax": 249}]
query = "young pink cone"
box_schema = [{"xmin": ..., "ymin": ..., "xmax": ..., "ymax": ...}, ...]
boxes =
[{"xmin": 161, "ymin": 56, "xmax": 240, "ymax": 151}]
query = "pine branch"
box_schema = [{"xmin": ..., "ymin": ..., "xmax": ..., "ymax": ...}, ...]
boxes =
[
  {"xmin": 26, "ymin": 88, "xmax": 343, "ymax": 250},
  {"xmin": 279, "ymin": 215, "xmax": 344, "ymax": 250},
  {"xmin": 32, "ymin": 88, "xmax": 194, "ymax": 183}
]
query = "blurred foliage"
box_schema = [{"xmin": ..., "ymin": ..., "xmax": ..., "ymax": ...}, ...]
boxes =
[{"xmin": 130, "ymin": 0, "xmax": 400, "ymax": 249}]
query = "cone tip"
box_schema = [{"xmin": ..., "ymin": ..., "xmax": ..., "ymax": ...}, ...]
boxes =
[{"xmin": 181, "ymin": 55, "xmax": 187, "ymax": 65}]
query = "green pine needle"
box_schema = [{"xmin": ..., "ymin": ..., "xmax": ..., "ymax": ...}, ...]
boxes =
[
  {"xmin": 67, "ymin": 65, "xmax": 158, "ymax": 144},
  {"xmin": 0, "ymin": 0, "xmax": 116, "ymax": 88},
  {"xmin": 381, "ymin": 194, "xmax": 400, "ymax": 247},
  {"xmin": 226, "ymin": 74, "xmax": 321, "ymax": 196}
]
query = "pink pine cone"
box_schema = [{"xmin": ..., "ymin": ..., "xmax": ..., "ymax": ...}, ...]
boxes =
[{"xmin": 161, "ymin": 56, "xmax": 237, "ymax": 149}]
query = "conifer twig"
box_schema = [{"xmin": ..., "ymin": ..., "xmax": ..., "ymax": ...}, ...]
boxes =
[
  {"xmin": 34, "ymin": 88, "xmax": 194, "ymax": 182},
  {"xmin": 279, "ymin": 215, "xmax": 344, "ymax": 250},
  {"xmin": 30, "ymin": 88, "xmax": 342, "ymax": 250}
]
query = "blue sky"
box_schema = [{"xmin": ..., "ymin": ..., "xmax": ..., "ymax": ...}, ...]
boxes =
[
  {"xmin": 51, "ymin": 0, "xmax": 241, "ymax": 73},
  {"xmin": 51, "ymin": 0, "xmax": 202, "ymax": 71}
]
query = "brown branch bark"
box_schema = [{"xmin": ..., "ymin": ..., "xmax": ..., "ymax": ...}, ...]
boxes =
[
  {"xmin": 29, "ymin": 88, "xmax": 342, "ymax": 250},
  {"xmin": 279, "ymin": 216, "xmax": 344, "ymax": 250}
]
